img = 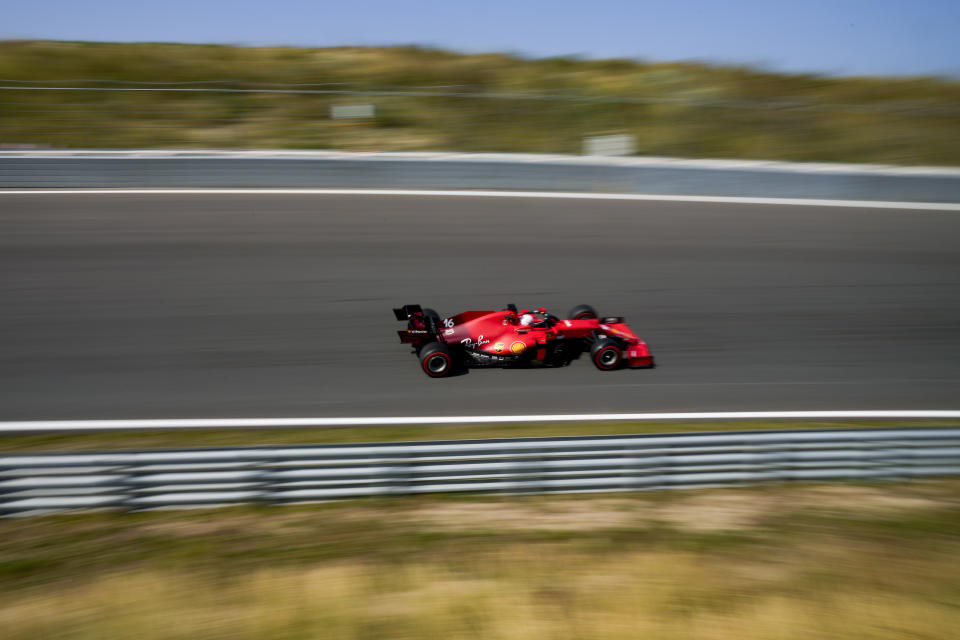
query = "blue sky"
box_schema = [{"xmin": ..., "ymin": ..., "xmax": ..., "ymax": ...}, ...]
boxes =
[{"xmin": 3, "ymin": 0, "xmax": 959, "ymax": 77}]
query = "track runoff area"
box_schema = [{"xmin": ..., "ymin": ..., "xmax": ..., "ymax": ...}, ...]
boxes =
[{"xmin": 0, "ymin": 189, "xmax": 960, "ymax": 432}]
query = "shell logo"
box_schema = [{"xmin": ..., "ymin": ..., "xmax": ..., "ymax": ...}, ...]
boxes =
[
  {"xmin": 494, "ymin": 343, "xmax": 505, "ymax": 353},
  {"xmin": 510, "ymin": 341, "xmax": 526, "ymax": 354}
]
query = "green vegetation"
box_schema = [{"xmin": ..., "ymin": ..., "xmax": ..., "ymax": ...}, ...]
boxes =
[
  {"xmin": 2, "ymin": 40, "xmax": 959, "ymax": 164},
  {"xmin": 1, "ymin": 480, "xmax": 958, "ymax": 639},
  {"xmin": 2, "ymin": 420, "xmax": 956, "ymax": 452}
]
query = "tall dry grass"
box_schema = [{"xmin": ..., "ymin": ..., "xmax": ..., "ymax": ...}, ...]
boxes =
[
  {"xmin": 1, "ymin": 483, "xmax": 958, "ymax": 639},
  {"xmin": 3, "ymin": 547, "xmax": 958, "ymax": 639}
]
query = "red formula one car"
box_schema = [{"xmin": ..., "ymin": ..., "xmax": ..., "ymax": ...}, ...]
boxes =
[{"xmin": 393, "ymin": 303, "xmax": 654, "ymax": 377}]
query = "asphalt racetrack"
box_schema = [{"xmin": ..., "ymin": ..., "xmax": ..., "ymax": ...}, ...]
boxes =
[{"xmin": 2, "ymin": 193, "xmax": 959, "ymax": 420}]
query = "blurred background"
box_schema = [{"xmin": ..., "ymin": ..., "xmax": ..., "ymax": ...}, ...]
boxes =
[
  {"xmin": 2, "ymin": 0, "xmax": 960, "ymax": 165},
  {"xmin": 1, "ymin": 40, "xmax": 959, "ymax": 164}
]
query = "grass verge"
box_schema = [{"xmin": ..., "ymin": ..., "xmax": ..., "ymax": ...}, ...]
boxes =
[{"xmin": 0, "ymin": 480, "xmax": 958, "ymax": 639}]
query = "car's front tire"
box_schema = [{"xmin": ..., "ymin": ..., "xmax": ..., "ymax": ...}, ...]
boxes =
[
  {"xmin": 591, "ymin": 339, "xmax": 623, "ymax": 371},
  {"xmin": 419, "ymin": 342, "xmax": 454, "ymax": 377}
]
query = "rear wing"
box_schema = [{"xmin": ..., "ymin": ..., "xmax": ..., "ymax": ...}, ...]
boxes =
[
  {"xmin": 397, "ymin": 328, "xmax": 432, "ymax": 345},
  {"xmin": 393, "ymin": 304, "xmax": 423, "ymax": 321},
  {"xmin": 394, "ymin": 304, "xmax": 437, "ymax": 347}
]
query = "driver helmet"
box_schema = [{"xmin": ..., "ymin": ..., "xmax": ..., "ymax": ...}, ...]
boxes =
[{"xmin": 519, "ymin": 313, "xmax": 535, "ymax": 326}]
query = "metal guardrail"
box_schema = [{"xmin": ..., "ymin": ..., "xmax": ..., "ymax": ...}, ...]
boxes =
[
  {"xmin": 2, "ymin": 427, "xmax": 958, "ymax": 515},
  {"xmin": 3, "ymin": 151, "xmax": 960, "ymax": 202}
]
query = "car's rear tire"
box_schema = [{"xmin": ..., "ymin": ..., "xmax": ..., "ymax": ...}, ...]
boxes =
[
  {"xmin": 591, "ymin": 339, "xmax": 623, "ymax": 371},
  {"xmin": 568, "ymin": 304, "xmax": 597, "ymax": 320},
  {"xmin": 419, "ymin": 342, "xmax": 454, "ymax": 378}
]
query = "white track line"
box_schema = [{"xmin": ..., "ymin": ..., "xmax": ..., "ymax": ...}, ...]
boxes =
[
  {"xmin": 1, "ymin": 188, "xmax": 959, "ymax": 211},
  {"xmin": 1, "ymin": 411, "xmax": 958, "ymax": 433},
  {"xmin": 4, "ymin": 150, "xmax": 960, "ymax": 177}
]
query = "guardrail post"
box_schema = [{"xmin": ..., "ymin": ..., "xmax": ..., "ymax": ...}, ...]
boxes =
[
  {"xmin": 385, "ymin": 452, "xmax": 413, "ymax": 497},
  {"xmin": 888, "ymin": 435, "xmax": 914, "ymax": 483},
  {"xmin": 640, "ymin": 448, "xmax": 668, "ymax": 492},
  {"xmin": 508, "ymin": 446, "xmax": 543, "ymax": 495},
  {"xmin": 621, "ymin": 445, "xmax": 641, "ymax": 492},
  {"xmin": 117, "ymin": 462, "xmax": 139, "ymax": 512},
  {"xmin": 0, "ymin": 466, "xmax": 16, "ymax": 516},
  {"xmin": 901, "ymin": 433, "xmax": 926, "ymax": 481},
  {"xmin": 254, "ymin": 455, "xmax": 275, "ymax": 505}
]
